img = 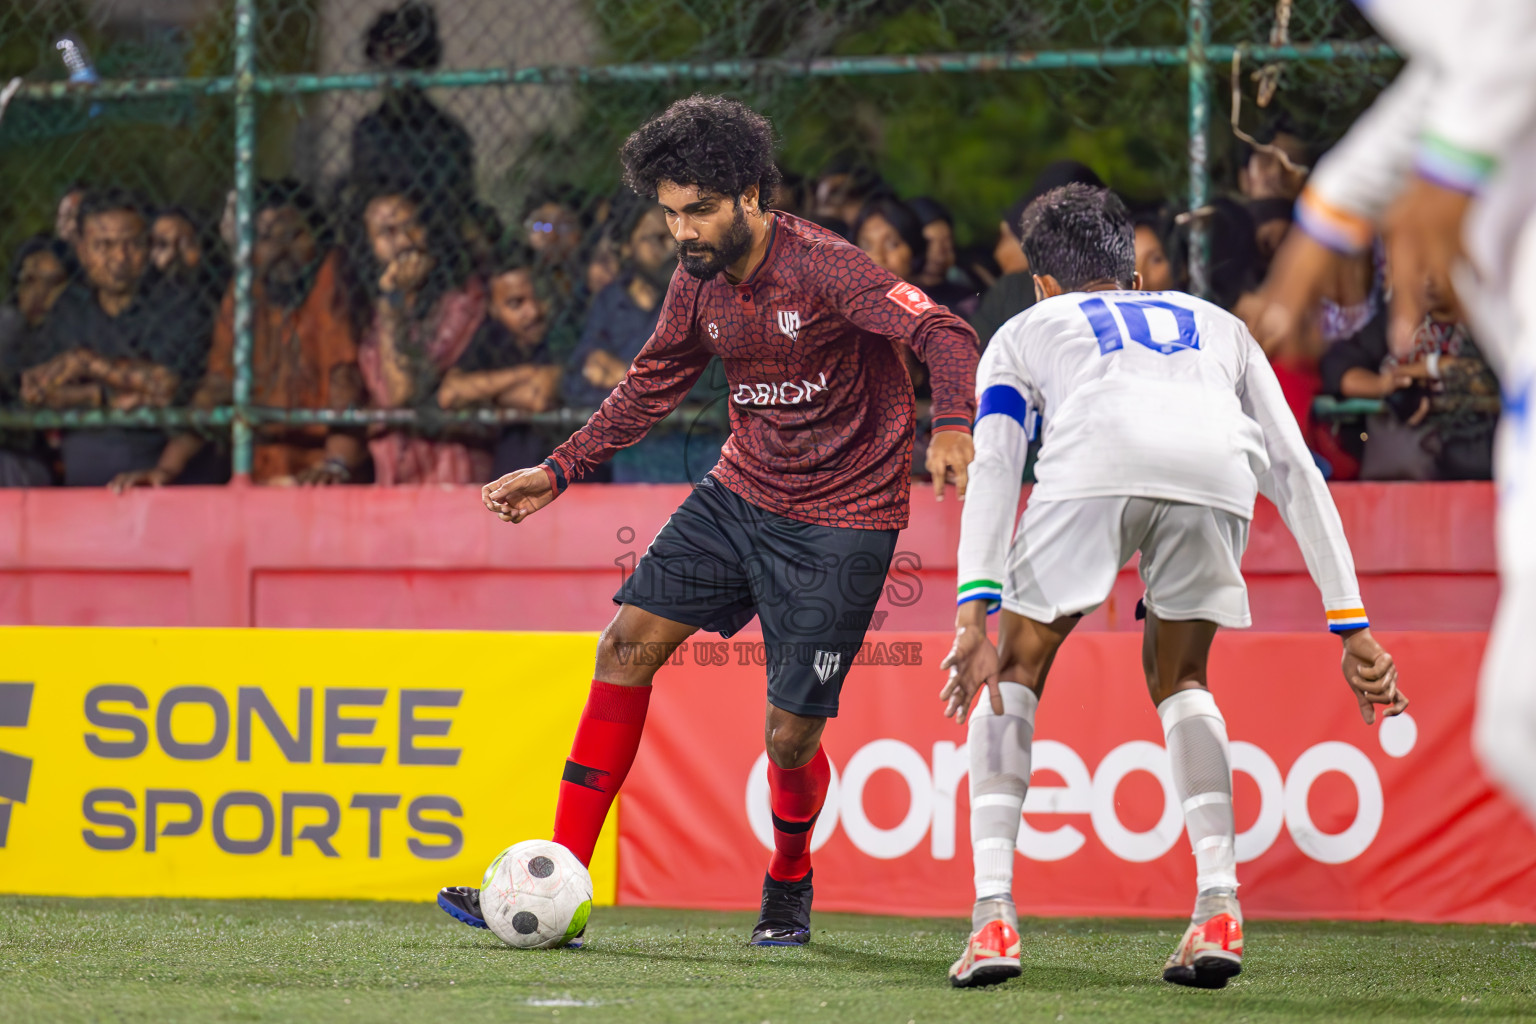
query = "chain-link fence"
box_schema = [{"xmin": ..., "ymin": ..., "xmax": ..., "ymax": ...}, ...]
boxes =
[{"xmin": 0, "ymin": 0, "xmax": 1396, "ymax": 486}]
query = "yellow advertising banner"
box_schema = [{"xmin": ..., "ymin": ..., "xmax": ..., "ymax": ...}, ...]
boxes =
[{"xmin": 0, "ymin": 627, "xmax": 616, "ymax": 904}]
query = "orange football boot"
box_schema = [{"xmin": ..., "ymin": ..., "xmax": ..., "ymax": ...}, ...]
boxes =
[
  {"xmin": 949, "ymin": 918, "xmax": 1023, "ymax": 988},
  {"xmin": 1162, "ymin": 912, "xmax": 1243, "ymax": 988}
]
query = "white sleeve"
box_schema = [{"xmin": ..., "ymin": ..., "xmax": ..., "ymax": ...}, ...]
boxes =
[
  {"xmin": 1306, "ymin": 0, "xmax": 1536, "ymax": 232},
  {"xmin": 955, "ymin": 324, "xmax": 1037, "ymax": 614},
  {"xmin": 1414, "ymin": 0, "xmax": 1536, "ymax": 192},
  {"xmin": 1236, "ymin": 335, "xmax": 1369, "ymax": 634},
  {"xmin": 1297, "ymin": 60, "xmax": 1437, "ymax": 250}
]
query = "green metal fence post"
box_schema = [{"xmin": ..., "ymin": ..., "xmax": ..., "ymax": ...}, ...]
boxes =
[
  {"xmin": 1187, "ymin": 0, "xmax": 1212, "ymax": 298},
  {"xmin": 231, "ymin": 0, "xmax": 257, "ymax": 478}
]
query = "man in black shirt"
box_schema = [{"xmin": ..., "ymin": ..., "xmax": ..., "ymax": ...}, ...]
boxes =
[{"xmin": 22, "ymin": 189, "xmax": 211, "ymax": 486}]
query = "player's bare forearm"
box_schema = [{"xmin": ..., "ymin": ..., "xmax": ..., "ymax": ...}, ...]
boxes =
[
  {"xmin": 1339, "ymin": 627, "xmax": 1408, "ymax": 724},
  {"xmin": 1255, "ymin": 228, "xmax": 1353, "ymax": 360},
  {"xmin": 92, "ymin": 357, "xmax": 178, "ymax": 399}
]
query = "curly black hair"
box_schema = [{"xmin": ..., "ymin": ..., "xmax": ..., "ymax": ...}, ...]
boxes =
[{"xmin": 620, "ymin": 95, "xmax": 781, "ymax": 213}]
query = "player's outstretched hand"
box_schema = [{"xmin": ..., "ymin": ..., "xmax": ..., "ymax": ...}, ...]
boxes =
[
  {"xmin": 1253, "ymin": 228, "xmax": 1347, "ymax": 361},
  {"xmin": 1382, "ymin": 176, "xmax": 1472, "ymax": 358},
  {"xmin": 927, "ymin": 430, "xmax": 974, "ymax": 503},
  {"xmin": 481, "ymin": 466, "xmax": 556, "ymax": 524},
  {"xmin": 939, "ymin": 622, "xmax": 1002, "ymax": 724},
  {"xmin": 1340, "ymin": 628, "xmax": 1408, "ymax": 725}
]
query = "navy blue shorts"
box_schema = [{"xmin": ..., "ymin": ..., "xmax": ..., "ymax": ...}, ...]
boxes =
[{"xmin": 615, "ymin": 476, "xmax": 898, "ymax": 717}]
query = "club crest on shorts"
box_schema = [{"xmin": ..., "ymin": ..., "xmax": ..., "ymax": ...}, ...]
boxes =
[
  {"xmin": 777, "ymin": 309, "xmax": 801, "ymax": 341},
  {"xmin": 812, "ymin": 649, "xmax": 841, "ymax": 684}
]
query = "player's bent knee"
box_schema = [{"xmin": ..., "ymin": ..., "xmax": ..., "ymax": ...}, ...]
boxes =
[
  {"xmin": 764, "ymin": 713, "xmax": 826, "ymax": 769},
  {"xmin": 593, "ymin": 624, "xmax": 664, "ymax": 686}
]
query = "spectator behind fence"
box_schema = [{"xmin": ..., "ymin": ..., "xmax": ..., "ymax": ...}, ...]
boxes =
[
  {"xmin": 9, "ymin": 237, "xmax": 70, "ymax": 332},
  {"xmin": 585, "ymin": 227, "xmax": 621, "ymax": 302},
  {"xmin": 1248, "ymin": 197, "xmax": 1293, "ymax": 276},
  {"xmin": 439, "ymin": 242, "xmax": 569, "ymax": 476},
  {"xmin": 970, "ymin": 160, "xmax": 1104, "ymax": 346},
  {"xmin": 1133, "ymin": 207, "xmax": 1179, "ymax": 292},
  {"xmin": 150, "ymin": 207, "xmax": 203, "ymax": 282},
  {"xmin": 22, "ymin": 189, "xmax": 211, "ymax": 486},
  {"xmin": 0, "ymin": 237, "xmax": 70, "ymax": 486},
  {"xmin": 813, "ymin": 155, "xmax": 890, "ymax": 226},
  {"xmin": 1320, "ymin": 285, "xmax": 1498, "ymax": 481},
  {"xmin": 563, "ymin": 199, "xmax": 726, "ymax": 482},
  {"xmin": 151, "ymin": 205, "xmax": 226, "ymax": 326},
  {"xmin": 461, "ymin": 199, "xmax": 504, "ymax": 278},
  {"xmin": 352, "ymin": 1, "xmax": 475, "ymax": 217},
  {"xmin": 348, "ymin": 184, "xmax": 488, "ymax": 484},
  {"xmin": 521, "ymin": 187, "xmax": 587, "ymax": 308},
  {"xmin": 111, "ymin": 181, "xmax": 365, "ymax": 490},
  {"xmin": 909, "ymin": 196, "xmax": 979, "ymax": 317},
  {"xmin": 1236, "ymin": 113, "xmax": 1310, "ymax": 202},
  {"xmin": 854, "ymin": 196, "xmax": 936, "ymax": 404},
  {"xmin": 854, "ymin": 196, "xmax": 927, "ymax": 285},
  {"xmin": 1197, "ymin": 197, "xmax": 1359, "ymax": 477},
  {"xmin": 55, "ymin": 182, "xmax": 87, "ymax": 252}
]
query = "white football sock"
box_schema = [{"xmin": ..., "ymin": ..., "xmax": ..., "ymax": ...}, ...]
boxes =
[
  {"xmin": 968, "ymin": 681, "xmax": 1037, "ymax": 929},
  {"xmin": 1158, "ymin": 688, "xmax": 1239, "ymax": 910}
]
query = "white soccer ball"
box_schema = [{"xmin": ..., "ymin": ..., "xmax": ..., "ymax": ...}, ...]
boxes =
[{"xmin": 481, "ymin": 839, "xmax": 593, "ymax": 949}]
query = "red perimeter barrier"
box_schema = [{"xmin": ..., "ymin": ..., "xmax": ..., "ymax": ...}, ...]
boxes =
[
  {"xmin": 0, "ymin": 482, "xmax": 1499, "ymax": 631},
  {"xmin": 618, "ymin": 631, "xmax": 1536, "ymax": 923}
]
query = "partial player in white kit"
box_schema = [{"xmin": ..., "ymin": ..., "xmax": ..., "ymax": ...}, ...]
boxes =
[
  {"xmin": 939, "ymin": 184, "xmax": 1408, "ymax": 989},
  {"xmin": 1258, "ymin": 0, "xmax": 1536, "ymax": 827}
]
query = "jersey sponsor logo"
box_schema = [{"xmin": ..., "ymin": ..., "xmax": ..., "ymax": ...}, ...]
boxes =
[
  {"xmin": 812, "ymin": 650, "xmax": 842, "ymax": 685},
  {"xmin": 777, "ymin": 310, "xmax": 801, "ymax": 341},
  {"xmin": 885, "ymin": 282, "xmax": 936, "ymax": 316},
  {"xmin": 731, "ymin": 372, "xmax": 829, "ymax": 407}
]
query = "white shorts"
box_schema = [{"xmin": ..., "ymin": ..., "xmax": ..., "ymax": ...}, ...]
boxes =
[{"xmin": 1002, "ymin": 496, "xmax": 1252, "ymax": 629}]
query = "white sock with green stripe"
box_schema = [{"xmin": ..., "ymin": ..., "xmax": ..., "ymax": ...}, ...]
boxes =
[{"xmin": 968, "ymin": 681, "xmax": 1036, "ymax": 929}]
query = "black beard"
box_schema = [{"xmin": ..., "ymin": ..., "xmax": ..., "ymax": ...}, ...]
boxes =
[
  {"xmin": 678, "ymin": 203, "xmax": 753, "ymax": 280},
  {"xmin": 264, "ymin": 258, "xmax": 319, "ymax": 309}
]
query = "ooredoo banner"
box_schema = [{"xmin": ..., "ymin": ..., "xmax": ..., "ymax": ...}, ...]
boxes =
[
  {"xmin": 618, "ymin": 631, "xmax": 1536, "ymax": 923},
  {"xmin": 0, "ymin": 627, "xmax": 617, "ymax": 904}
]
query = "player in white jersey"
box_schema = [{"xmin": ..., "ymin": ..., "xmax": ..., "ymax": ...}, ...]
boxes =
[
  {"xmin": 941, "ymin": 185, "xmax": 1407, "ymax": 990},
  {"xmin": 1257, "ymin": 0, "xmax": 1536, "ymax": 829}
]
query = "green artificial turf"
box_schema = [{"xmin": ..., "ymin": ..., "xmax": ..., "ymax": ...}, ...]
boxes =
[{"xmin": 0, "ymin": 897, "xmax": 1532, "ymax": 1023}]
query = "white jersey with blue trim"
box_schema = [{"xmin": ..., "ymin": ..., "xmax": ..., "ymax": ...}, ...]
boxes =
[
  {"xmin": 998, "ymin": 290, "xmax": 1268, "ymax": 517},
  {"xmin": 955, "ymin": 288, "xmax": 1366, "ymax": 630}
]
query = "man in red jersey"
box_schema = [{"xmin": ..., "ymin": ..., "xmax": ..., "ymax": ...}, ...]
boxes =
[{"xmin": 436, "ymin": 95, "xmax": 979, "ymax": 946}]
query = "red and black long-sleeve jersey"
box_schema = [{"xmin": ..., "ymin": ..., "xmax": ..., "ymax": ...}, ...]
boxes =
[{"xmin": 544, "ymin": 213, "xmax": 980, "ymax": 530}]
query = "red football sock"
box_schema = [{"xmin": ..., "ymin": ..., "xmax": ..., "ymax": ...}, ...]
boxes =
[
  {"xmin": 766, "ymin": 746, "xmax": 831, "ymax": 882},
  {"xmin": 551, "ymin": 680, "xmax": 652, "ymax": 866}
]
